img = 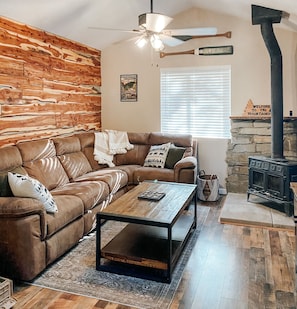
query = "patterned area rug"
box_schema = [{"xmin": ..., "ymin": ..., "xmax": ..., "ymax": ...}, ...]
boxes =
[{"xmin": 32, "ymin": 206, "xmax": 210, "ymax": 309}]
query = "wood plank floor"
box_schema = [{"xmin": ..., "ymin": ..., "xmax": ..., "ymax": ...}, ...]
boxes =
[{"xmin": 12, "ymin": 198, "xmax": 296, "ymax": 309}]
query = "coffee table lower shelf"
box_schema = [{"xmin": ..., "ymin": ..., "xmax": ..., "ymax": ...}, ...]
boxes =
[{"xmin": 96, "ymin": 214, "xmax": 194, "ymax": 282}]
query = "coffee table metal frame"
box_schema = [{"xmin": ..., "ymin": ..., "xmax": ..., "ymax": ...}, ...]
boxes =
[{"xmin": 96, "ymin": 181, "xmax": 197, "ymax": 283}]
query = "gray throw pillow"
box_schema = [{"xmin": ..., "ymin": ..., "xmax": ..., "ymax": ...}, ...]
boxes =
[{"xmin": 165, "ymin": 145, "xmax": 186, "ymax": 169}]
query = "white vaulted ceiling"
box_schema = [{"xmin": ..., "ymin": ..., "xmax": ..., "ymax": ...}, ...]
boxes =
[{"xmin": 0, "ymin": 0, "xmax": 296, "ymax": 50}]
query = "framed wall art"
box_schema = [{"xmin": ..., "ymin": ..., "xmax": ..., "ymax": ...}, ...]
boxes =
[{"xmin": 120, "ymin": 74, "xmax": 138, "ymax": 102}]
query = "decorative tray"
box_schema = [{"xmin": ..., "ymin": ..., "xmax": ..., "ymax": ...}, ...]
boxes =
[{"xmin": 138, "ymin": 190, "xmax": 166, "ymax": 201}]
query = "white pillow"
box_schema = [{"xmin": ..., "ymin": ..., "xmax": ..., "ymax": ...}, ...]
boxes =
[
  {"xmin": 143, "ymin": 142, "xmax": 171, "ymax": 168},
  {"xmin": 8, "ymin": 172, "xmax": 58, "ymax": 213}
]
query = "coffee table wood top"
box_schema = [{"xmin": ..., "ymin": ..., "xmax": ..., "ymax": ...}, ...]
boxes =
[{"xmin": 100, "ymin": 181, "xmax": 197, "ymax": 226}]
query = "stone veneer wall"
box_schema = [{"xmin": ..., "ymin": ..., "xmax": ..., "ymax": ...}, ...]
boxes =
[{"xmin": 225, "ymin": 117, "xmax": 297, "ymax": 193}]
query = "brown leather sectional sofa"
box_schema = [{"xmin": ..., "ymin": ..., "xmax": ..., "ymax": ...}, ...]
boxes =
[{"xmin": 0, "ymin": 131, "xmax": 198, "ymax": 281}]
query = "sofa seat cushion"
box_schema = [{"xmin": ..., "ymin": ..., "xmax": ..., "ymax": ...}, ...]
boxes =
[
  {"xmin": 133, "ymin": 166, "xmax": 174, "ymax": 183},
  {"xmin": 46, "ymin": 195, "xmax": 84, "ymax": 237},
  {"xmin": 74, "ymin": 169, "xmax": 128, "ymax": 194},
  {"xmin": 114, "ymin": 165, "xmax": 142, "ymax": 184},
  {"xmin": 51, "ymin": 181, "xmax": 109, "ymax": 212}
]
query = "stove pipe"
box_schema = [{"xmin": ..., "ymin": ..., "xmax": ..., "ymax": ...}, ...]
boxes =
[{"xmin": 252, "ymin": 5, "xmax": 287, "ymax": 160}]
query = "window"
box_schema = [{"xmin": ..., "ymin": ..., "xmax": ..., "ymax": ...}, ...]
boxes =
[{"xmin": 160, "ymin": 66, "xmax": 231, "ymax": 138}]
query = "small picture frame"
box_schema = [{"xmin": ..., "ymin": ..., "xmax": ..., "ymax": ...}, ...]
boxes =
[{"xmin": 120, "ymin": 74, "xmax": 137, "ymax": 102}]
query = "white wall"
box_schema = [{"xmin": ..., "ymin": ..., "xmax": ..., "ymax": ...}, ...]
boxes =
[
  {"xmin": 101, "ymin": 7, "xmax": 297, "ymax": 189},
  {"xmin": 196, "ymin": 138, "xmax": 228, "ymax": 188}
]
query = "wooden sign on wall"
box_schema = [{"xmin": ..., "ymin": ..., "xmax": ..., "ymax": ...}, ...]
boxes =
[{"xmin": 242, "ymin": 99, "xmax": 271, "ymax": 117}]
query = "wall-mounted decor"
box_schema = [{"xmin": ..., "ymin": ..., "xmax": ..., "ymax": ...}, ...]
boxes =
[
  {"xmin": 160, "ymin": 44, "xmax": 233, "ymax": 58},
  {"xmin": 243, "ymin": 99, "xmax": 271, "ymax": 117},
  {"xmin": 198, "ymin": 45, "xmax": 233, "ymax": 55},
  {"xmin": 120, "ymin": 74, "xmax": 137, "ymax": 102}
]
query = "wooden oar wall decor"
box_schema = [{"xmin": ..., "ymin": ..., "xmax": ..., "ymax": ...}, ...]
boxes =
[
  {"xmin": 160, "ymin": 45, "xmax": 234, "ymax": 58},
  {"xmin": 159, "ymin": 31, "xmax": 233, "ymax": 58}
]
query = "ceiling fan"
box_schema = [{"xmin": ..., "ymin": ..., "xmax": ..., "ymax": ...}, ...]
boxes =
[{"xmin": 89, "ymin": 0, "xmax": 225, "ymax": 51}]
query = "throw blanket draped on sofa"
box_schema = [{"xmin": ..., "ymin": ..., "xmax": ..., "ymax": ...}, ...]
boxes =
[{"xmin": 94, "ymin": 130, "xmax": 134, "ymax": 167}]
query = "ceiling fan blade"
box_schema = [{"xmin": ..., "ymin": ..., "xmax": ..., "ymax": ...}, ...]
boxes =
[
  {"xmin": 173, "ymin": 31, "xmax": 232, "ymax": 42},
  {"xmin": 164, "ymin": 27, "xmax": 217, "ymax": 36},
  {"xmin": 88, "ymin": 27, "xmax": 141, "ymax": 34},
  {"xmin": 112, "ymin": 36, "xmax": 140, "ymax": 47},
  {"xmin": 159, "ymin": 34, "xmax": 184, "ymax": 47}
]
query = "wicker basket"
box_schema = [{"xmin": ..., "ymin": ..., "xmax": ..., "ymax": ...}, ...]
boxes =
[{"xmin": 197, "ymin": 171, "xmax": 220, "ymax": 201}]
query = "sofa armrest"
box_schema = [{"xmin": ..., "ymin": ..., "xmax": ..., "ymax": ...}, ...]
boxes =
[
  {"xmin": 0, "ymin": 197, "xmax": 47, "ymax": 240},
  {"xmin": 173, "ymin": 156, "xmax": 197, "ymax": 183},
  {"xmin": 174, "ymin": 156, "xmax": 197, "ymax": 169},
  {"xmin": 0, "ymin": 197, "xmax": 48, "ymax": 280}
]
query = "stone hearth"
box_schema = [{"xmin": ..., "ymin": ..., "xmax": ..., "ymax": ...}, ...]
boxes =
[
  {"xmin": 219, "ymin": 193, "xmax": 295, "ymax": 230},
  {"xmin": 226, "ymin": 117, "xmax": 297, "ymax": 193}
]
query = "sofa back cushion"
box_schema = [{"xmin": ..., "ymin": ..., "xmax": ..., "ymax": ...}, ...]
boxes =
[
  {"xmin": 0, "ymin": 145, "xmax": 22, "ymax": 171},
  {"xmin": 149, "ymin": 132, "xmax": 194, "ymax": 157},
  {"xmin": 17, "ymin": 138, "xmax": 56, "ymax": 161},
  {"xmin": 76, "ymin": 132, "xmax": 107, "ymax": 171},
  {"xmin": 54, "ymin": 136, "xmax": 81, "ymax": 155},
  {"xmin": 53, "ymin": 136, "xmax": 92, "ymax": 180},
  {"xmin": 114, "ymin": 132, "xmax": 196, "ymax": 166},
  {"xmin": 114, "ymin": 132, "xmax": 151, "ymax": 166},
  {"xmin": 77, "ymin": 131, "xmax": 197, "ymax": 169},
  {"xmin": 17, "ymin": 139, "xmax": 69, "ymax": 190},
  {"xmin": 0, "ymin": 146, "xmax": 27, "ymax": 197}
]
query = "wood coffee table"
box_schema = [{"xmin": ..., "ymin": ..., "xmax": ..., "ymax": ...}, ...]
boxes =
[{"xmin": 96, "ymin": 181, "xmax": 197, "ymax": 282}]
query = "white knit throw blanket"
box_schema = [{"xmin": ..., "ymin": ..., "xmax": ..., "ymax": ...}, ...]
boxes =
[
  {"xmin": 93, "ymin": 130, "xmax": 133, "ymax": 167},
  {"xmin": 106, "ymin": 130, "xmax": 134, "ymax": 155}
]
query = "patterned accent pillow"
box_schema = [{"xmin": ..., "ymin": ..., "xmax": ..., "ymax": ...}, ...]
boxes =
[
  {"xmin": 143, "ymin": 142, "xmax": 171, "ymax": 168},
  {"xmin": 8, "ymin": 172, "xmax": 58, "ymax": 213}
]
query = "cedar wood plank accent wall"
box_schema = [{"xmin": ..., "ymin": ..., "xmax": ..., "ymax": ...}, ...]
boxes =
[{"xmin": 0, "ymin": 16, "xmax": 101, "ymax": 147}]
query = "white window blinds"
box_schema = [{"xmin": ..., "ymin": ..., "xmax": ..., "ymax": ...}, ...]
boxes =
[{"xmin": 160, "ymin": 65, "xmax": 231, "ymax": 139}]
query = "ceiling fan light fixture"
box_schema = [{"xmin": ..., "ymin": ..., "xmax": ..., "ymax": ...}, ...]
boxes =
[
  {"xmin": 150, "ymin": 34, "xmax": 164, "ymax": 51},
  {"xmin": 135, "ymin": 35, "xmax": 148, "ymax": 48},
  {"xmin": 139, "ymin": 13, "xmax": 173, "ymax": 32}
]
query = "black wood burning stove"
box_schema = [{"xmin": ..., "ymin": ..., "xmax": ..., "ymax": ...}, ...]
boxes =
[
  {"xmin": 248, "ymin": 156, "xmax": 297, "ymax": 216},
  {"xmin": 247, "ymin": 5, "xmax": 297, "ymax": 216}
]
